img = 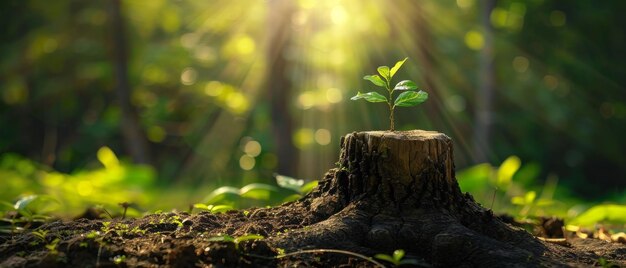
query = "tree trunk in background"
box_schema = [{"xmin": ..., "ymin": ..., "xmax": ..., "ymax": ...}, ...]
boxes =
[
  {"xmin": 474, "ymin": 0, "xmax": 496, "ymax": 162},
  {"xmin": 109, "ymin": 0, "xmax": 150, "ymax": 165},
  {"xmin": 266, "ymin": 0, "xmax": 297, "ymax": 176}
]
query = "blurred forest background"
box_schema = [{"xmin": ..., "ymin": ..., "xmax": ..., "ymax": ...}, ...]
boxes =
[{"xmin": 1, "ymin": 0, "xmax": 625, "ymax": 217}]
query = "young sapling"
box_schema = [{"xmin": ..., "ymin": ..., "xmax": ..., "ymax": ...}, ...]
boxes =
[{"xmin": 351, "ymin": 58, "xmax": 428, "ymax": 131}]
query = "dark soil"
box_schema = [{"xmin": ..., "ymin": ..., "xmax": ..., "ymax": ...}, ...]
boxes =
[
  {"xmin": 1, "ymin": 131, "xmax": 625, "ymax": 267},
  {"xmin": 1, "ymin": 202, "xmax": 625, "ymax": 267}
]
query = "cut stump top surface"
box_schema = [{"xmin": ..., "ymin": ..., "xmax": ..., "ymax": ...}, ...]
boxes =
[{"xmin": 354, "ymin": 130, "xmax": 450, "ymax": 141}]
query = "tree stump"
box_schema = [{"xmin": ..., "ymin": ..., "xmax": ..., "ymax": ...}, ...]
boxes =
[{"xmin": 268, "ymin": 130, "xmax": 552, "ymax": 266}]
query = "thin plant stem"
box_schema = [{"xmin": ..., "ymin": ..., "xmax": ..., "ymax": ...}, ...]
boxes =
[
  {"xmin": 245, "ymin": 248, "xmax": 386, "ymax": 268},
  {"xmin": 388, "ymin": 85, "xmax": 395, "ymax": 131}
]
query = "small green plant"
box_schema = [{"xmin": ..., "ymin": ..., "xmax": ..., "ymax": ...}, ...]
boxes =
[
  {"xmin": 112, "ymin": 255, "xmax": 127, "ymax": 265},
  {"xmin": 511, "ymin": 190, "xmax": 553, "ymax": 217},
  {"xmin": 351, "ymin": 58, "xmax": 428, "ymax": 131},
  {"xmin": 597, "ymin": 257, "xmax": 619, "ymax": 268},
  {"xmin": 374, "ymin": 249, "xmax": 419, "ymax": 266}
]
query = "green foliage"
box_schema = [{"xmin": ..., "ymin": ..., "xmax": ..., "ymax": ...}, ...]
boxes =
[
  {"xmin": 374, "ymin": 249, "xmax": 419, "ymax": 266},
  {"xmin": 458, "ymin": 156, "xmax": 624, "ymax": 228},
  {"xmin": 511, "ymin": 190, "xmax": 553, "ymax": 216},
  {"xmin": 458, "ymin": 156, "xmax": 574, "ymax": 220},
  {"xmin": 351, "ymin": 58, "xmax": 428, "ymax": 131},
  {"xmin": 351, "ymin": 91, "xmax": 387, "ymax": 103},
  {"xmin": 394, "ymin": 91, "xmax": 428, "ymax": 107},
  {"xmin": 570, "ymin": 204, "xmax": 626, "ymax": 227},
  {"xmin": 496, "ymin": 156, "xmax": 521, "ymax": 189},
  {"xmin": 275, "ymin": 174, "xmax": 318, "ymax": 196},
  {"xmin": 192, "ymin": 204, "xmax": 234, "ymax": 214},
  {"xmin": 597, "ymin": 257, "xmax": 619, "ymax": 268},
  {"xmin": 112, "ymin": 255, "xmax": 127, "ymax": 265},
  {"xmin": 0, "ymin": 148, "xmax": 155, "ymax": 219},
  {"xmin": 194, "ymin": 175, "xmax": 318, "ymax": 211}
]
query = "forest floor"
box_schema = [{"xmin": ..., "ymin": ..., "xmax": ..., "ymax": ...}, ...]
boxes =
[
  {"xmin": 2, "ymin": 131, "xmax": 626, "ymax": 267},
  {"xmin": 1, "ymin": 203, "xmax": 625, "ymax": 267}
]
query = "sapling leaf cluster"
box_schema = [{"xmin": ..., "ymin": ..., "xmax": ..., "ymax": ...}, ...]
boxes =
[{"xmin": 351, "ymin": 58, "xmax": 428, "ymax": 131}]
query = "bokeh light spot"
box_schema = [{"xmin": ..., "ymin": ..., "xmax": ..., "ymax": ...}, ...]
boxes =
[
  {"xmin": 543, "ymin": 75, "xmax": 559, "ymax": 90},
  {"xmin": 239, "ymin": 155, "xmax": 255, "ymax": 170},
  {"xmin": 293, "ymin": 128, "xmax": 315, "ymax": 149},
  {"xmin": 314, "ymin": 129, "xmax": 331, "ymax": 145},
  {"xmin": 147, "ymin": 126, "xmax": 166, "ymax": 143},
  {"xmin": 456, "ymin": 0, "xmax": 474, "ymax": 9},
  {"xmin": 512, "ymin": 56, "xmax": 529, "ymax": 73},
  {"xmin": 490, "ymin": 8, "xmax": 508, "ymax": 28},
  {"xmin": 181, "ymin": 67, "xmax": 197, "ymax": 85},
  {"xmin": 204, "ymin": 81, "xmax": 223, "ymax": 96},
  {"xmin": 244, "ymin": 140, "xmax": 262, "ymax": 157},
  {"xmin": 326, "ymin": 88, "xmax": 343, "ymax": 104},
  {"xmin": 464, "ymin": 31, "xmax": 484, "ymax": 50},
  {"xmin": 298, "ymin": 91, "xmax": 315, "ymax": 109},
  {"xmin": 225, "ymin": 92, "xmax": 250, "ymax": 114}
]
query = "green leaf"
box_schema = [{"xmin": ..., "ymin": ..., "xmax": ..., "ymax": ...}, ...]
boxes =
[
  {"xmin": 377, "ymin": 66, "xmax": 390, "ymax": 81},
  {"xmin": 14, "ymin": 195, "xmax": 39, "ymax": 211},
  {"xmin": 570, "ymin": 204, "xmax": 626, "ymax": 227},
  {"xmin": 363, "ymin": 75, "xmax": 386, "ymax": 87},
  {"xmin": 393, "ymin": 80, "xmax": 418, "ymax": 91},
  {"xmin": 202, "ymin": 186, "xmax": 240, "ymax": 204},
  {"xmin": 234, "ymin": 234, "xmax": 264, "ymax": 244},
  {"xmin": 511, "ymin": 196, "xmax": 526, "ymax": 205},
  {"xmin": 275, "ymin": 174, "xmax": 304, "ymax": 192},
  {"xmin": 392, "ymin": 249, "xmax": 405, "ymax": 261},
  {"xmin": 97, "ymin": 146, "xmax": 119, "ymax": 169},
  {"xmin": 394, "ymin": 90, "xmax": 428, "ymax": 107},
  {"xmin": 208, "ymin": 234, "xmax": 235, "ymax": 242},
  {"xmin": 351, "ymin": 91, "xmax": 388, "ymax": 103},
  {"xmin": 210, "ymin": 205, "xmax": 234, "ymax": 213},
  {"xmin": 496, "ymin": 156, "xmax": 521, "ymax": 189},
  {"xmin": 0, "ymin": 201, "xmax": 15, "ymax": 211},
  {"xmin": 282, "ymin": 194, "xmax": 302, "ymax": 203},
  {"xmin": 536, "ymin": 199, "xmax": 554, "ymax": 207},
  {"xmin": 193, "ymin": 203, "xmax": 209, "ymax": 210},
  {"xmin": 299, "ymin": 180, "xmax": 318, "ymax": 194},
  {"xmin": 390, "ymin": 57, "xmax": 408, "ymax": 78},
  {"xmin": 457, "ymin": 163, "xmax": 492, "ymax": 194},
  {"xmin": 374, "ymin": 254, "xmax": 399, "ymax": 266},
  {"xmin": 239, "ymin": 183, "xmax": 278, "ymax": 200},
  {"xmin": 524, "ymin": 191, "xmax": 536, "ymax": 204}
]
